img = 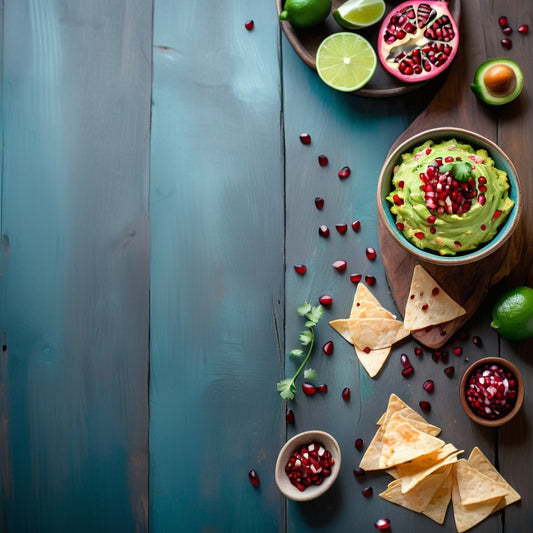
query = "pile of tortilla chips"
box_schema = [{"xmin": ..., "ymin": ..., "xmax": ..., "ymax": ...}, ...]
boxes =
[
  {"xmin": 329, "ymin": 265, "xmax": 466, "ymax": 377},
  {"xmin": 360, "ymin": 394, "xmax": 520, "ymax": 532}
]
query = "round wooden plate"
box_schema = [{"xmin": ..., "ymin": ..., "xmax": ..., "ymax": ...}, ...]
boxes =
[{"xmin": 276, "ymin": 0, "xmax": 460, "ymax": 98}]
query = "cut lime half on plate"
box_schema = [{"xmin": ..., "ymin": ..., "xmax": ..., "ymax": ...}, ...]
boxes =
[
  {"xmin": 333, "ymin": 0, "xmax": 385, "ymax": 29},
  {"xmin": 316, "ymin": 32, "xmax": 377, "ymax": 92}
]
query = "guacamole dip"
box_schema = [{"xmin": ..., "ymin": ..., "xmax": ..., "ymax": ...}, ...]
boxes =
[{"xmin": 387, "ymin": 139, "xmax": 514, "ymax": 256}]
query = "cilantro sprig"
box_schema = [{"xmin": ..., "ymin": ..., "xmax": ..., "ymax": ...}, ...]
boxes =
[
  {"xmin": 439, "ymin": 160, "xmax": 472, "ymax": 182},
  {"xmin": 277, "ymin": 302, "xmax": 325, "ymax": 400}
]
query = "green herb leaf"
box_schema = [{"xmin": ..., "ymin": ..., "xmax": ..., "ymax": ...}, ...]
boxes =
[
  {"xmin": 297, "ymin": 302, "xmax": 312, "ymax": 316},
  {"xmin": 276, "ymin": 378, "xmax": 296, "ymax": 400},
  {"xmin": 439, "ymin": 161, "xmax": 472, "ymax": 182},
  {"xmin": 304, "ymin": 368, "xmax": 318, "ymax": 380},
  {"xmin": 299, "ymin": 330, "xmax": 313, "ymax": 346},
  {"xmin": 290, "ymin": 348, "xmax": 304, "ymax": 357}
]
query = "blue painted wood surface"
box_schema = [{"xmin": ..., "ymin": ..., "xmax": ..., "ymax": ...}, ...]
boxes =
[{"xmin": 1, "ymin": 0, "xmax": 532, "ymax": 532}]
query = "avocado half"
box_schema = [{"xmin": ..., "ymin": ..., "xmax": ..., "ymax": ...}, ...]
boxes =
[{"xmin": 471, "ymin": 58, "xmax": 523, "ymax": 105}]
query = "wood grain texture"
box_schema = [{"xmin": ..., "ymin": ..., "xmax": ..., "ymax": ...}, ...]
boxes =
[{"xmin": 1, "ymin": 1, "xmax": 151, "ymax": 531}]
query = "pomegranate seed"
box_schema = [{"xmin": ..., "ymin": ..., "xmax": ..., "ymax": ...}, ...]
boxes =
[
  {"xmin": 332, "ymin": 260, "xmax": 347, "ymax": 271},
  {"xmin": 350, "ymin": 274, "xmax": 362, "ymax": 283},
  {"xmin": 432, "ymin": 351, "xmax": 441, "ymax": 364},
  {"xmin": 419, "ymin": 400, "xmax": 431, "ymax": 413},
  {"xmin": 365, "ymin": 275, "xmax": 376, "ymax": 286},
  {"xmin": 493, "ymin": 210, "xmax": 502, "ymax": 220},
  {"xmin": 396, "ymin": 222, "xmax": 404, "ymax": 231},
  {"xmin": 317, "ymin": 384, "xmax": 328, "ymax": 392},
  {"xmin": 318, "ymin": 154, "xmax": 328, "ymax": 166},
  {"xmin": 366, "ymin": 247, "xmax": 377, "ymax": 260},
  {"xmin": 415, "ymin": 231, "xmax": 425, "ymax": 240},
  {"xmin": 299, "ymin": 133, "xmax": 311, "ymax": 144},
  {"xmin": 453, "ymin": 347, "xmax": 462, "ymax": 356},
  {"xmin": 518, "ymin": 24, "xmax": 529, "ymax": 34},
  {"xmin": 402, "ymin": 366, "xmax": 414, "ymax": 377},
  {"xmin": 342, "ymin": 387, "xmax": 351, "ymax": 401},
  {"xmin": 502, "ymin": 25, "xmax": 513, "ymax": 35},
  {"xmin": 323, "ymin": 340, "xmax": 334, "ymax": 355},
  {"xmin": 427, "ymin": 215, "xmax": 437, "ymax": 224},
  {"xmin": 374, "ymin": 518, "xmax": 391, "ymax": 531},
  {"xmin": 315, "ymin": 197, "xmax": 324, "ymax": 209},
  {"xmin": 444, "ymin": 366, "xmax": 455, "ymax": 378},
  {"xmin": 501, "ymin": 38, "xmax": 512, "ymax": 49},
  {"xmin": 423, "ymin": 380, "xmax": 435, "ymax": 393},
  {"xmin": 472, "ymin": 335, "xmax": 482, "ymax": 347},
  {"xmin": 294, "ymin": 264, "xmax": 306, "ymax": 275},
  {"xmin": 355, "ymin": 438, "xmax": 364, "ymax": 451},
  {"xmin": 498, "ymin": 16, "xmax": 508, "ymax": 27},
  {"xmin": 302, "ymin": 383, "xmax": 316, "ymax": 396},
  {"xmin": 352, "ymin": 220, "xmax": 361, "ymax": 231},
  {"xmin": 353, "ymin": 467, "xmax": 365, "ymax": 481},
  {"xmin": 414, "ymin": 346, "xmax": 423, "ymax": 358},
  {"xmin": 400, "ymin": 353, "xmax": 411, "ymax": 368},
  {"xmin": 393, "ymin": 194, "xmax": 403, "ymax": 206},
  {"xmin": 319, "ymin": 225, "xmax": 330, "ymax": 238},
  {"xmin": 336, "ymin": 223, "xmax": 348, "ymax": 234},
  {"xmin": 286, "ymin": 409, "xmax": 295, "ymax": 424},
  {"xmin": 319, "ymin": 294, "xmax": 333, "ymax": 306},
  {"xmin": 338, "ymin": 166, "xmax": 351, "ymax": 179},
  {"xmin": 248, "ymin": 468, "xmax": 260, "ymax": 487},
  {"xmin": 363, "ymin": 347, "xmax": 371, "ymax": 353},
  {"xmin": 362, "ymin": 487, "xmax": 374, "ymax": 498},
  {"xmin": 285, "ymin": 441, "xmax": 336, "ymax": 491},
  {"xmin": 244, "ymin": 20, "xmax": 254, "ymax": 30}
]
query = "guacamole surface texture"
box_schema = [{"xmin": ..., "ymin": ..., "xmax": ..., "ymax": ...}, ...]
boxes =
[{"xmin": 387, "ymin": 139, "xmax": 514, "ymax": 256}]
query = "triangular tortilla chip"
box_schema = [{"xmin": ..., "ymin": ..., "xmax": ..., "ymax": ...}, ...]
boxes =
[
  {"xmin": 377, "ymin": 394, "xmax": 432, "ymax": 427},
  {"xmin": 350, "ymin": 318, "xmax": 410, "ymax": 351},
  {"xmin": 403, "ymin": 265, "xmax": 466, "ymax": 331},
  {"xmin": 395, "ymin": 442, "xmax": 458, "ymax": 479},
  {"xmin": 455, "ymin": 458, "xmax": 509, "ymax": 506},
  {"xmin": 467, "ymin": 447, "xmax": 521, "ymax": 511},
  {"xmin": 350, "ymin": 282, "xmax": 382, "ymax": 317},
  {"xmin": 359, "ymin": 425, "xmax": 386, "ymax": 471},
  {"xmin": 329, "ymin": 319, "xmax": 354, "ymax": 344},
  {"xmin": 355, "ymin": 345, "xmax": 391, "ymax": 378},
  {"xmin": 422, "ymin": 469, "xmax": 453, "ymax": 524}
]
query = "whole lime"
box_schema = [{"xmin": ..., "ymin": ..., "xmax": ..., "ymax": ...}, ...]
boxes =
[
  {"xmin": 491, "ymin": 286, "xmax": 533, "ymax": 340},
  {"xmin": 279, "ymin": 0, "xmax": 332, "ymax": 28}
]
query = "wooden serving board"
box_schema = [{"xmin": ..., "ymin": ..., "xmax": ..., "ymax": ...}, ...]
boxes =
[{"xmin": 377, "ymin": 0, "xmax": 525, "ymax": 348}]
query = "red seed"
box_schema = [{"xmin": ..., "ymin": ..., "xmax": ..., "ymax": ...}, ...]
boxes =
[
  {"xmin": 342, "ymin": 387, "xmax": 351, "ymax": 401},
  {"xmin": 366, "ymin": 247, "xmax": 377, "ymax": 260},
  {"xmin": 432, "ymin": 287, "xmax": 440, "ymax": 296},
  {"xmin": 415, "ymin": 231, "xmax": 425, "ymax": 240},
  {"xmin": 423, "ymin": 380, "xmax": 435, "ymax": 393},
  {"xmin": 363, "ymin": 347, "xmax": 371, "ymax": 354},
  {"xmin": 396, "ymin": 222, "xmax": 404, "ymax": 231},
  {"xmin": 299, "ymin": 133, "xmax": 311, "ymax": 144},
  {"xmin": 315, "ymin": 197, "xmax": 325, "ymax": 209},
  {"xmin": 365, "ymin": 275, "xmax": 376, "ymax": 286},
  {"xmin": 472, "ymin": 335, "xmax": 482, "ymax": 346},
  {"xmin": 338, "ymin": 166, "xmax": 351, "ymax": 179},
  {"xmin": 400, "ymin": 353, "xmax": 411, "ymax": 368},
  {"xmin": 501, "ymin": 38, "xmax": 512, "ymax": 49},
  {"xmin": 498, "ymin": 16, "xmax": 508, "ymax": 27},
  {"xmin": 353, "ymin": 467, "xmax": 365, "ymax": 481},
  {"xmin": 294, "ymin": 264, "xmax": 306, "ymax": 275},
  {"xmin": 419, "ymin": 400, "xmax": 431, "ymax": 413},
  {"xmin": 355, "ymin": 438, "xmax": 364, "ymax": 451},
  {"xmin": 248, "ymin": 468, "xmax": 260, "ymax": 487},
  {"xmin": 317, "ymin": 384, "xmax": 328, "ymax": 392},
  {"xmin": 336, "ymin": 223, "xmax": 348, "ymax": 234},
  {"xmin": 444, "ymin": 366, "xmax": 455, "ymax": 378},
  {"xmin": 518, "ymin": 24, "xmax": 529, "ymax": 34},
  {"xmin": 302, "ymin": 383, "xmax": 316, "ymax": 396},
  {"xmin": 319, "ymin": 225, "xmax": 330, "ymax": 237},
  {"xmin": 352, "ymin": 220, "xmax": 361, "ymax": 231},
  {"xmin": 402, "ymin": 366, "xmax": 414, "ymax": 377},
  {"xmin": 362, "ymin": 486, "xmax": 373, "ymax": 498},
  {"xmin": 453, "ymin": 347, "xmax": 462, "ymax": 356},
  {"xmin": 374, "ymin": 518, "xmax": 391, "ymax": 531},
  {"xmin": 350, "ymin": 274, "xmax": 362, "ymax": 283},
  {"xmin": 323, "ymin": 341, "xmax": 334, "ymax": 355},
  {"xmin": 502, "ymin": 25, "xmax": 513, "ymax": 36},
  {"xmin": 286, "ymin": 409, "xmax": 295, "ymax": 424},
  {"xmin": 319, "ymin": 294, "xmax": 333, "ymax": 307},
  {"xmin": 318, "ymin": 154, "xmax": 328, "ymax": 166},
  {"xmin": 414, "ymin": 346, "xmax": 423, "ymax": 357},
  {"xmin": 244, "ymin": 20, "xmax": 254, "ymax": 30},
  {"xmin": 332, "ymin": 260, "xmax": 347, "ymax": 271}
]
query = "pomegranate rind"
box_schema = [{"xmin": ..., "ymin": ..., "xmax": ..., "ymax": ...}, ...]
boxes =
[
  {"xmin": 377, "ymin": 0, "xmax": 459, "ymax": 84},
  {"xmin": 471, "ymin": 58, "xmax": 524, "ymax": 106}
]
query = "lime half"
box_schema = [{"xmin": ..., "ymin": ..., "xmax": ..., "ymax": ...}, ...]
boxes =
[
  {"xmin": 316, "ymin": 32, "xmax": 377, "ymax": 92},
  {"xmin": 333, "ymin": 0, "xmax": 385, "ymax": 29}
]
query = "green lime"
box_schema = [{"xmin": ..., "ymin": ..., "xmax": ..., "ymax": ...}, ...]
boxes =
[
  {"xmin": 279, "ymin": 0, "xmax": 332, "ymax": 28},
  {"xmin": 316, "ymin": 32, "xmax": 377, "ymax": 92},
  {"xmin": 490, "ymin": 286, "xmax": 533, "ymax": 340},
  {"xmin": 333, "ymin": 0, "xmax": 385, "ymax": 29}
]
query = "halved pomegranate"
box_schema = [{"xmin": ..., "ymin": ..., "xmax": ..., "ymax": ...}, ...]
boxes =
[{"xmin": 377, "ymin": 1, "xmax": 459, "ymax": 83}]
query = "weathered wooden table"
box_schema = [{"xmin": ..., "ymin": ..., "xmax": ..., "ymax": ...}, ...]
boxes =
[{"xmin": 1, "ymin": 1, "xmax": 532, "ymax": 532}]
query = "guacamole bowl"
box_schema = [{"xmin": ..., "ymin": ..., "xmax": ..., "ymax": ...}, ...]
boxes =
[{"xmin": 377, "ymin": 127, "xmax": 522, "ymax": 266}]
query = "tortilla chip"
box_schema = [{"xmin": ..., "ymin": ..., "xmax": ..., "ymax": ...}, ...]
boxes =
[
  {"xmin": 395, "ymin": 442, "xmax": 458, "ymax": 479},
  {"xmin": 359, "ymin": 425, "xmax": 386, "ymax": 471},
  {"xmin": 350, "ymin": 282, "xmax": 383, "ymax": 316},
  {"xmin": 467, "ymin": 447, "xmax": 521, "ymax": 510},
  {"xmin": 350, "ymin": 318, "xmax": 410, "ymax": 351},
  {"xmin": 329, "ymin": 319, "xmax": 355, "ymax": 344},
  {"xmin": 354, "ymin": 345, "xmax": 391, "ymax": 378},
  {"xmin": 403, "ymin": 265, "xmax": 466, "ymax": 331},
  {"xmin": 422, "ymin": 469, "xmax": 453, "ymax": 524},
  {"xmin": 377, "ymin": 393, "xmax": 429, "ymax": 426}
]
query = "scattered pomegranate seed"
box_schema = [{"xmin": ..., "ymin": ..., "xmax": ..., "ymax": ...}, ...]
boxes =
[
  {"xmin": 444, "ymin": 366, "xmax": 455, "ymax": 378},
  {"xmin": 353, "ymin": 467, "xmax": 365, "ymax": 481},
  {"xmin": 374, "ymin": 518, "xmax": 391, "ymax": 531},
  {"xmin": 338, "ymin": 166, "xmax": 351, "ymax": 179},
  {"xmin": 363, "ymin": 347, "xmax": 371, "ymax": 354},
  {"xmin": 342, "ymin": 387, "xmax": 351, "ymax": 401},
  {"xmin": 414, "ymin": 346, "xmax": 423, "ymax": 358},
  {"xmin": 419, "ymin": 400, "xmax": 431, "ymax": 413},
  {"xmin": 402, "ymin": 366, "xmax": 414, "ymax": 377},
  {"xmin": 285, "ymin": 441, "xmax": 336, "ymax": 491},
  {"xmin": 323, "ymin": 340, "xmax": 334, "ymax": 355},
  {"xmin": 355, "ymin": 438, "xmax": 364, "ymax": 451},
  {"xmin": 472, "ymin": 335, "xmax": 482, "ymax": 347},
  {"xmin": 286, "ymin": 409, "xmax": 295, "ymax": 424},
  {"xmin": 453, "ymin": 347, "xmax": 462, "ymax": 356},
  {"xmin": 498, "ymin": 16, "xmax": 508, "ymax": 27},
  {"xmin": 396, "ymin": 222, "xmax": 404, "ymax": 231},
  {"xmin": 432, "ymin": 287, "xmax": 440, "ymax": 296},
  {"xmin": 352, "ymin": 220, "xmax": 361, "ymax": 231},
  {"xmin": 392, "ymin": 194, "xmax": 403, "ymax": 206},
  {"xmin": 366, "ymin": 247, "xmax": 377, "ymax": 260},
  {"xmin": 336, "ymin": 223, "xmax": 348, "ymax": 234},
  {"xmin": 493, "ymin": 209, "xmax": 502, "ymax": 220},
  {"xmin": 502, "ymin": 25, "xmax": 513, "ymax": 35},
  {"xmin": 315, "ymin": 197, "xmax": 325, "ymax": 210},
  {"xmin": 294, "ymin": 264, "xmax": 307, "ymax": 275},
  {"xmin": 501, "ymin": 38, "xmax": 512, "ymax": 49},
  {"xmin": 317, "ymin": 384, "xmax": 328, "ymax": 392},
  {"xmin": 319, "ymin": 294, "xmax": 333, "ymax": 306},
  {"xmin": 319, "ymin": 225, "xmax": 330, "ymax": 238},
  {"xmin": 362, "ymin": 486, "xmax": 374, "ymax": 498},
  {"xmin": 400, "ymin": 354, "xmax": 411, "ymax": 368},
  {"xmin": 248, "ymin": 468, "xmax": 260, "ymax": 487},
  {"xmin": 365, "ymin": 275, "xmax": 376, "ymax": 286},
  {"xmin": 302, "ymin": 383, "xmax": 316, "ymax": 396},
  {"xmin": 332, "ymin": 260, "xmax": 347, "ymax": 271},
  {"xmin": 299, "ymin": 133, "xmax": 311, "ymax": 144},
  {"xmin": 415, "ymin": 231, "xmax": 425, "ymax": 240},
  {"xmin": 518, "ymin": 24, "xmax": 529, "ymax": 34},
  {"xmin": 423, "ymin": 380, "xmax": 435, "ymax": 393},
  {"xmin": 244, "ymin": 20, "xmax": 254, "ymax": 30},
  {"xmin": 350, "ymin": 274, "xmax": 362, "ymax": 283},
  {"xmin": 318, "ymin": 154, "xmax": 328, "ymax": 166}
]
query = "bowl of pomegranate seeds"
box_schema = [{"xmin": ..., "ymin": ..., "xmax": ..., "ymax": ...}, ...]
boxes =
[
  {"xmin": 460, "ymin": 356, "xmax": 524, "ymax": 427},
  {"xmin": 275, "ymin": 430, "xmax": 341, "ymax": 501},
  {"xmin": 377, "ymin": 127, "xmax": 522, "ymax": 265}
]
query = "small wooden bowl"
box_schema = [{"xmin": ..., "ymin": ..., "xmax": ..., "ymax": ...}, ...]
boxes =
[
  {"xmin": 275, "ymin": 430, "xmax": 341, "ymax": 501},
  {"xmin": 460, "ymin": 357, "xmax": 524, "ymax": 427}
]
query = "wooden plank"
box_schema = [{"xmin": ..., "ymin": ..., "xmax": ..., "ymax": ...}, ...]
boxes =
[
  {"xmin": 149, "ymin": 2, "xmax": 285, "ymax": 531},
  {"xmin": 0, "ymin": 2, "xmax": 151, "ymax": 531}
]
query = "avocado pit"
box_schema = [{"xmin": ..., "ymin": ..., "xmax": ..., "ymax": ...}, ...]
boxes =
[{"xmin": 483, "ymin": 64, "xmax": 516, "ymax": 96}]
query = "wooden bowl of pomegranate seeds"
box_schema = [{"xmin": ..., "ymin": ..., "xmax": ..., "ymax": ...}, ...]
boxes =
[
  {"xmin": 460, "ymin": 357, "xmax": 524, "ymax": 427},
  {"xmin": 275, "ymin": 430, "xmax": 341, "ymax": 501}
]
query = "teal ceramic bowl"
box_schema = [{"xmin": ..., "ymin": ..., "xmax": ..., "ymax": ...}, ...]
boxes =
[{"xmin": 377, "ymin": 127, "xmax": 522, "ymax": 266}]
